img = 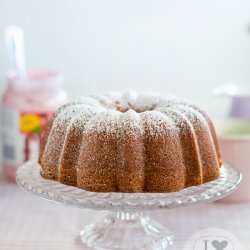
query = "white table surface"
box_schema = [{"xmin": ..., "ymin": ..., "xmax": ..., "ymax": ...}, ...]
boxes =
[{"xmin": 0, "ymin": 181, "xmax": 250, "ymax": 250}]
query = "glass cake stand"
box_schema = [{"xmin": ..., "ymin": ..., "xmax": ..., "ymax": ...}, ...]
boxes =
[{"xmin": 16, "ymin": 161, "xmax": 242, "ymax": 250}]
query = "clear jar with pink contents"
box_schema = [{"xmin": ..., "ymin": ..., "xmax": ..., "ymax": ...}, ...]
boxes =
[{"xmin": 2, "ymin": 71, "xmax": 68, "ymax": 181}]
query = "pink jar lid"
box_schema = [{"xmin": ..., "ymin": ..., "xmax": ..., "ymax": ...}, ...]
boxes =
[{"xmin": 7, "ymin": 70, "xmax": 64, "ymax": 96}]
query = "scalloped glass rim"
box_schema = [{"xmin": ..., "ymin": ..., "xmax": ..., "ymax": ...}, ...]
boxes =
[{"xmin": 16, "ymin": 160, "xmax": 242, "ymax": 211}]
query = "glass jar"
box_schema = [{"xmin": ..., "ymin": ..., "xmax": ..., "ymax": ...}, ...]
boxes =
[{"xmin": 1, "ymin": 70, "xmax": 68, "ymax": 181}]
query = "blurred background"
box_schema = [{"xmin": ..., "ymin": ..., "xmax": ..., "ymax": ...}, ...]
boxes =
[
  {"xmin": 1, "ymin": 1, "xmax": 250, "ymax": 249},
  {"xmin": 1, "ymin": 0, "xmax": 250, "ymax": 105}
]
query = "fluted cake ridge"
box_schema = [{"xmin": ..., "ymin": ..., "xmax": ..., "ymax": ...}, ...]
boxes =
[{"xmin": 39, "ymin": 91, "xmax": 222, "ymax": 192}]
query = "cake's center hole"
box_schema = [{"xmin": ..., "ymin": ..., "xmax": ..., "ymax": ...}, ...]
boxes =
[
  {"xmin": 117, "ymin": 107, "xmax": 156, "ymax": 113},
  {"xmin": 115, "ymin": 103, "xmax": 157, "ymax": 113},
  {"xmin": 100, "ymin": 100, "xmax": 157, "ymax": 113}
]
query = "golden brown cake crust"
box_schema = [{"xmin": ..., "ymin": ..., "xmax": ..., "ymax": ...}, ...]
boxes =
[
  {"xmin": 39, "ymin": 92, "xmax": 222, "ymax": 193},
  {"xmin": 116, "ymin": 110, "xmax": 145, "ymax": 192}
]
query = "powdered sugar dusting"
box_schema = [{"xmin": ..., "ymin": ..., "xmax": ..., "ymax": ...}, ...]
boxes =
[
  {"xmin": 73, "ymin": 96, "xmax": 101, "ymax": 107},
  {"xmin": 51, "ymin": 92, "xmax": 202, "ymax": 139},
  {"xmin": 87, "ymin": 92, "xmax": 121, "ymax": 110},
  {"xmin": 40, "ymin": 91, "xmax": 221, "ymax": 191},
  {"xmin": 118, "ymin": 109, "xmax": 144, "ymax": 135},
  {"xmin": 135, "ymin": 93, "xmax": 176, "ymax": 112},
  {"xmin": 172, "ymin": 104, "xmax": 207, "ymax": 128},
  {"xmin": 140, "ymin": 110, "xmax": 180, "ymax": 137},
  {"xmin": 158, "ymin": 107, "xmax": 198, "ymax": 136},
  {"xmin": 119, "ymin": 91, "xmax": 138, "ymax": 111},
  {"xmin": 84, "ymin": 110, "xmax": 120, "ymax": 134},
  {"xmin": 55, "ymin": 105, "xmax": 83, "ymax": 126},
  {"xmin": 56, "ymin": 105, "xmax": 104, "ymax": 126},
  {"xmin": 103, "ymin": 92, "xmax": 122, "ymax": 105},
  {"xmin": 66, "ymin": 92, "xmax": 179, "ymax": 114},
  {"xmin": 57, "ymin": 106, "xmax": 101, "ymax": 174},
  {"xmin": 47, "ymin": 91, "xmax": 210, "ymax": 141}
]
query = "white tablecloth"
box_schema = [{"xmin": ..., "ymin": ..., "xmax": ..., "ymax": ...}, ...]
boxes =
[{"xmin": 0, "ymin": 181, "xmax": 249, "ymax": 250}]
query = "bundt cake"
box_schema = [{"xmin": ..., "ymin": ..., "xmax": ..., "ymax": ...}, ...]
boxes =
[{"xmin": 39, "ymin": 92, "xmax": 222, "ymax": 192}]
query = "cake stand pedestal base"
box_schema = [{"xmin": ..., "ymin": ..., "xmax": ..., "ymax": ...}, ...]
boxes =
[{"xmin": 81, "ymin": 211, "xmax": 173, "ymax": 250}]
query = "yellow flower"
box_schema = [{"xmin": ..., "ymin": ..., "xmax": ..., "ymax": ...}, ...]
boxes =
[{"xmin": 20, "ymin": 114, "xmax": 40, "ymax": 133}]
